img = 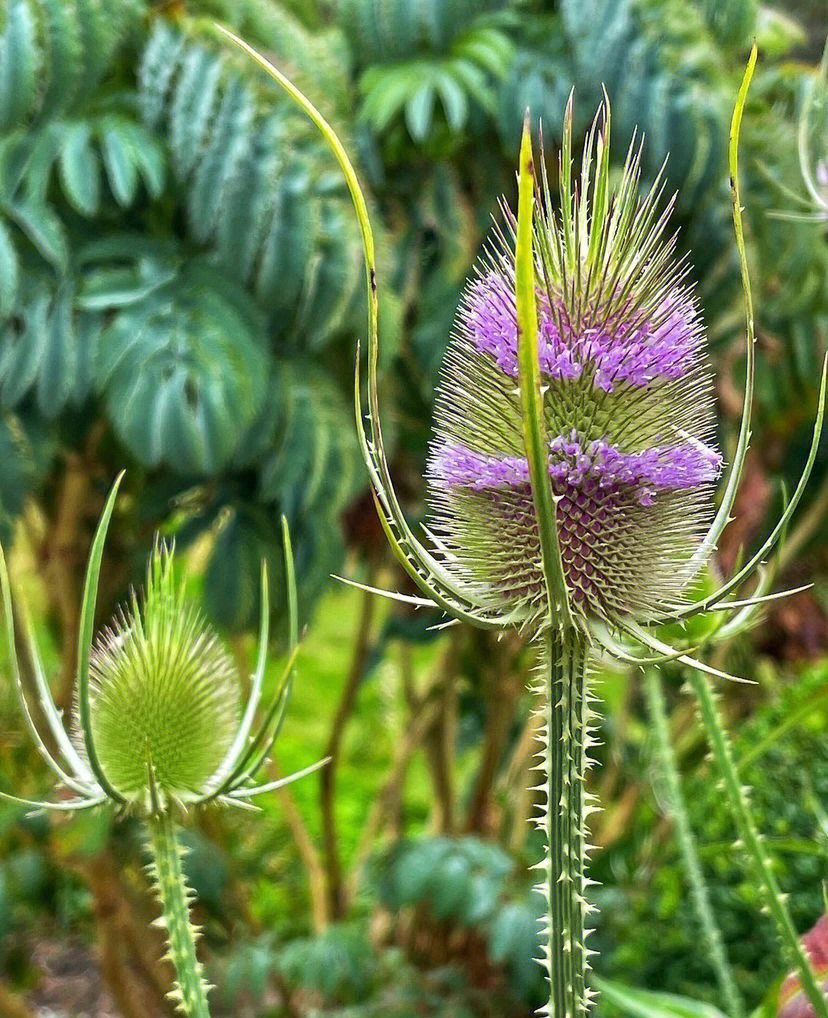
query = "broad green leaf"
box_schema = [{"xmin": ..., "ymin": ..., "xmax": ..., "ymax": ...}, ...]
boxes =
[
  {"xmin": 130, "ymin": 129, "xmax": 166, "ymax": 197},
  {"xmin": 170, "ymin": 45, "xmax": 224, "ymax": 178},
  {"xmin": 36, "ymin": 0, "xmax": 85, "ymax": 116},
  {"xmin": 99, "ymin": 261, "xmax": 269, "ymax": 474},
  {"xmin": 36, "ymin": 289, "xmax": 77, "ymax": 417},
  {"xmin": 435, "ymin": 70, "xmax": 468, "ymax": 130},
  {"xmin": 78, "ymin": 263, "xmax": 175, "ymax": 311},
  {"xmin": 593, "ymin": 977, "xmax": 729, "ymax": 1018},
  {"xmin": 6, "ymin": 198, "xmax": 67, "ymax": 269},
  {"xmin": 100, "ymin": 122, "xmax": 138, "ymax": 206},
  {"xmin": 0, "ymin": 1, "xmax": 38, "ymax": 130},
  {"xmin": 0, "ymin": 291, "xmax": 48, "ymax": 407}
]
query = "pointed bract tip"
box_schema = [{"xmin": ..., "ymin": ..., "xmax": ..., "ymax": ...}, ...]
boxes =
[{"xmin": 520, "ymin": 113, "xmax": 534, "ymax": 177}]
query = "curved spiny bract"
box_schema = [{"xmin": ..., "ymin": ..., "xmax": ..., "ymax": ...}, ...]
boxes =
[{"xmin": 427, "ymin": 101, "xmax": 721, "ymax": 633}]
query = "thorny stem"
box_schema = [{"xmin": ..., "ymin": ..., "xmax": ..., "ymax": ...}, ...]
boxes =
[
  {"xmin": 690, "ymin": 671, "xmax": 828, "ymax": 1018},
  {"xmin": 644, "ymin": 670, "xmax": 744, "ymax": 1018},
  {"xmin": 537, "ymin": 627, "xmax": 591, "ymax": 1018},
  {"xmin": 146, "ymin": 813, "xmax": 211, "ymax": 1018}
]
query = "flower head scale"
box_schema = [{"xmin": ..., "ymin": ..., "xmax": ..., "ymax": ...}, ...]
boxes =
[{"xmin": 0, "ymin": 474, "xmax": 326, "ymax": 819}]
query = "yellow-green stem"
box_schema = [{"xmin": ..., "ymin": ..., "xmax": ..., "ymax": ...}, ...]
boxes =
[
  {"xmin": 147, "ymin": 813, "xmax": 211, "ymax": 1018},
  {"xmin": 538, "ymin": 627, "xmax": 590, "ymax": 1018}
]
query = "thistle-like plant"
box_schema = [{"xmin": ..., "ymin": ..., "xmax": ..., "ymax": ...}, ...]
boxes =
[
  {"xmin": 219, "ymin": 30, "xmax": 827, "ymax": 1018},
  {"xmin": 0, "ymin": 474, "xmax": 325, "ymax": 1018}
]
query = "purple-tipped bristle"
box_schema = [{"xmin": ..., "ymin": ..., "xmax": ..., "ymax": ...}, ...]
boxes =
[{"xmin": 463, "ymin": 272, "xmax": 701, "ymax": 391}]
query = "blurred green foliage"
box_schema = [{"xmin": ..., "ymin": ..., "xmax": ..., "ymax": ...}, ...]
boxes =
[{"xmin": 596, "ymin": 663, "xmax": 828, "ymax": 1004}]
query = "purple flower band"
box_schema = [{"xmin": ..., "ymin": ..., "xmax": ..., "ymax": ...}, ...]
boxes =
[
  {"xmin": 431, "ymin": 433, "xmax": 722, "ymax": 507},
  {"xmin": 462, "ymin": 273, "xmax": 700, "ymax": 391}
]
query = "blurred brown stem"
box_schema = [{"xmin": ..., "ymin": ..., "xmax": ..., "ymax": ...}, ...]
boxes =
[
  {"xmin": 79, "ymin": 850, "xmax": 172, "ymax": 1018},
  {"xmin": 270, "ymin": 761, "xmax": 330, "ymax": 931},
  {"xmin": 501, "ymin": 710, "xmax": 542, "ymax": 853},
  {"xmin": 346, "ymin": 689, "xmax": 442, "ymax": 903},
  {"xmin": 320, "ymin": 584, "xmax": 376, "ymax": 920},
  {"xmin": 45, "ymin": 422, "xmax": 107, "ymax": 709},
  {"xmin": 464, "ymin": 636, "xmax": 522, "ymax": 835},
  {"xmin": 346, "ymin": 634, "xmax": 460, "ymax": 902},
  {"xmin": 777, "ymin": 471, "xmax": 828, "ymax": 572},
  {"xmin": 422, "ymin": 640, "xmax": 459, "ymax": 834}
]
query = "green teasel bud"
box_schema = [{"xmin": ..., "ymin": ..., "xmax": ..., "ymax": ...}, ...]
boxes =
[{"xmin": 84, "ymin": 542, "xmax": 240, "ymax": 811}]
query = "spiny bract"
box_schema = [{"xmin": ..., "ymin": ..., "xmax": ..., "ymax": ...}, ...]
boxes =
[
  {"xmin": 427, "ymin": 102, "xmax": 722, "ymax": 627},
  {"xmin": 84, "ymin": 544, "xmax": 240, "ymax": 807}
]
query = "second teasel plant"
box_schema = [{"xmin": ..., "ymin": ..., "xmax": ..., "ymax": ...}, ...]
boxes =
[
  {"xmin": 221, "ymin": 29, "xmax": 827, "ymax": 1018},
  {"xmin": 0, "ymin": 474, "xmax": 325, "ymax": 1018}
]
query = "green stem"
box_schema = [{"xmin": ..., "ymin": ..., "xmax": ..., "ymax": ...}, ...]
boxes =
[
  {"xmin": 690, "ymin": 671, "xmax": 828, "ymax": 1018},
  {"xmin": 146, "ymin": 813, "xmax": 211, "ymax": 1018},
  {"xmin": 645, "ymin": 670, "xmax": 744, "ymax": 1018},
  {"xmin": 538, "ymin": 627, "xmax": 590, "ymax": 1018}
]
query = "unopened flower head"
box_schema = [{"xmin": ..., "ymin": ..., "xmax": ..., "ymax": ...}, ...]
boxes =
[
  {"xmin": 427, "ymin": 103, "xmax": 722, "ymax": 626},
  {"xmin": 84, "ymin": 543, "xmax": 240, "ymax": 807}
]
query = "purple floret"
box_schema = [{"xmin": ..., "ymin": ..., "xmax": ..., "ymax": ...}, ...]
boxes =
[
  {"xmin": 431, "ymin": 445, "xmax": 530, "ymax": 489},
  {"xmin": 432, "ymin": 432, "xmax": 722, "ymax": 506},
  {"xmin": 461, "ymin": 272, "xmax": 700, "ymax": 391},
  {"xmin": 431, "ymin": 433, "xmax": 721, "ymax": 609}
]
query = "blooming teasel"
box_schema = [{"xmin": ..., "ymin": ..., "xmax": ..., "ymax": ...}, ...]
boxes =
[
  {"xmin": 220, "ymin": 30, "xmax": 827, "ymax": 1018},
  {"xmin": 0, "ymin": 475, "xmax": 326, "ymax": 1018}
]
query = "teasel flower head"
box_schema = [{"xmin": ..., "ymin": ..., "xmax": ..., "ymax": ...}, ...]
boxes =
[
  {"xmin": 84, "ymin": 543, "xmax": 241, "ymax": 810},
  {"xmin": 427, "ymin": 101, "xmax": 723, "ymax": 629},
  {"xmin": 216, "ymin": 22, "xmax": 826, "ymax": 660},
  {"xmin": 0, "ymin": 473, "xmax": 326, "ymax": 819}
]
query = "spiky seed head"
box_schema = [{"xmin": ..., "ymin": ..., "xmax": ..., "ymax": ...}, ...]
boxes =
[
  {"xmin": 81, "ymin": 543, "xmax": 240, "ymax": 809},
  {"xmin": 427, "ymin": 101, "xmax": 722, "ymax": 628}
]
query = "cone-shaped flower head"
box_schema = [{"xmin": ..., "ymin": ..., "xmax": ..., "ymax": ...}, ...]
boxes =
[
  {"xmin": 427, "ymin": 103, "xmax": 722, "ymax": 627},
  {"xmin": 83, "ymin": 543, "xmax": 240, "ymax": 807}
]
